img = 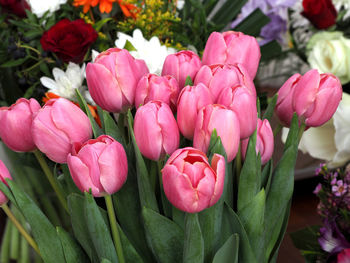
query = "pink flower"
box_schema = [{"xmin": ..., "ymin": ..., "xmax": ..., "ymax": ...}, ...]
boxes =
[
  {"xmin": 32, "ymin": 98, "xmax": 92, "ymax": 163},
  {"xmin": 86, "ymin": 48, "xmax": 149, "ymax": 113},
  {"xmin": 162, "ymin": 147, "xmax": 225, "ymax": 213},
  {"xmin": 134, "ymin": 101, "xmax": 180, "ymax": 161},
  {"xmin": 0, "ymin": 160, "xmax": 12, "ymax": 205},
  {"xmin": 193, "ymin": 104, "xmax": 240, "ymax": 162},
  {"xmin": 67, "ymin": 135, "xmax": 128, "ymax": 197},
  {"xmin": 135, "ymin": 73, "xmax": 179, "ymax": 111},
  {"xmin": 202, "ymin": 31, "xmax": 261, "ymax": 79},
  {"xmin": 194, "ymin": 63, "xmax": 256, "ymax": 102},
  {"xmin": 337, "ymin": 248, "xmax": 350, "ymax": 263},
  {"xmin": 161, "ymin": 50, "xmax": 202, "ymax": 89},
  {"xmin": 0, "ymin": 98, "xmax": 41, "ymax": 152},
  {"xmin": 332, "ymin": 180, "xmax": 347, "ymax": 197},
  {"xmin": 176, "ymin": 83, "xmax": 213, "ymax": 140}
]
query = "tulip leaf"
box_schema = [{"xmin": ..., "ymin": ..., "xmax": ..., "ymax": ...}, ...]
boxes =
[
  {"xmin": 102, "ymin": 111, "xmax": 125, "ymax": 146},
  {"xmin": 127, "ymin": 110, "xmax": 159, "ymax": 213},
  {"xmin": 60, "ymin": 164, "xmax": 81, "ymax": 195},
  {"xmin": 142, "ymin": 207, "xmax": 184, "ymax": 263},
  {"xmin": 184, "ymin": 76, "xmax": 193, "ymax": 86},
  {"xmin": 0, "ymin": 181, "xmax": 17, "ymax": 207},
  {"xmin": 5, "ymin": 180, "xmax": 66, "ymax": 263},
  {"xmin": 172, "ymin": 206, "xmax": 185, "ymax": 229},
  {"xmin": 83, "ymin": 192, "xmax": 118, "ymax": 262},
  {"xmin": 262, "ymin": 94, "xmax": 278, "ymax": 121},
  {"xmin": 56, "ymin": 227, "xmax": 89, "ymax": 263},
  {"xmin": 212, "ymin": 234, "xmax": 239, "ymax": 263},
  {"xmin": 75, "ymin": 89, "xmax": 103, "ymax": 138},
  {"xmin": 261, "ymin": 160, "xmax": 273, "ymax": 194},
  {"xmin": 183, "ymin": 213, "xmax": 204, "ymax": 263},
  {"xmin": 233, "ymin": 8, "xmax": 270, "ymax": 37},
  {"xmin": 116, "ymin": 223, "xmax": 144, "ymax": 263},
  {"xmin": 237, "ymin": 130, "xmax": 260, "ymax": 212},
  {"xmin": 101, "ymin": 259, "xmax": 112, "ymax": 263},
  {"xmin": 260, "ymin": 41, "xmax": 282, "ymax": 62}
]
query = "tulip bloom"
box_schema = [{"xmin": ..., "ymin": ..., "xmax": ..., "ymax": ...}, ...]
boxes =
[
  {"xmin": 67, "ymin": 135, "xmax": 128, "ymax": 197},
  {"xmin": 86, "ymin": 48, "xmax": 149, "ymax": 113},
  {"xmin": 162, "ymin": 147, "xmax": 225, "ymax": 213},
  {"xmin": 276, "ymin": 69, "xmax": 342, "ymax": 127},
  {"xmin": 134, "ymin": 101, "xmax": 179, "ymax": 161},
  {"xmin": 161, "ymin": 50, "xmax": 202, "ymax": 89},
  {"xmin": 0, "ymin": 98, "xmax": 41, "ymax": 152},
  {"xmin": 217, "ymin": 85, "xmax": 257, "ymax": 139},
  {"xmin": 177, "ymin": 83, "xmax": 213, "ymax": 139},
  {"xmin": 32, "ymin": 98, "xmax": 92, "ymax": 163},
  {"xmin": 0, "ymin": 160, "xmax": 12, "ymax": 206},
  {"xmin": 193, "ymin": 104, "xmax": 240, "ymax": 162},
  {"xmin": 135, "ymin": 73, "xmax": 179, "ymax": 111},
  {"xmin": 194, "ymin": 63, "xmax": 256, "ymax": 102},
  {"xmin": 241, "ymin": 119, "xmax": 274, "ymax": 165},
  {"xmin": 202, "ymin": 31, "xmax": 261, "ymax": 79}
]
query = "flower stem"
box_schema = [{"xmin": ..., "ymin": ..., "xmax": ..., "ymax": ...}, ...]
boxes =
[
  {"xmin": 1, "ymin": 204, "xmax": 41, "ymax": 256},
  {"xmin": 298, "ymin": 122, "xmax": 306, "ymax": 143},
  {"xmin": 104, "ymin": 195, "xmax": 125, "ymax": 263},
  {"xmin": 33, "ymin": 150, "xmax": 68, "ymax": 213},
  {"xmin": 273, "ymin": 123, "xmax": 282, "ymax": 137},
  {"xmin": 235, "ymin": 145, "xmax": 242, "ymax": 177}
]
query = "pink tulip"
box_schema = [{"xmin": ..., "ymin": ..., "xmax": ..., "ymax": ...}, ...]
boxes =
[
  {"xmin": 177, "ymin": 83, "xmax": 213, "ymax": 140},
  {"xmin": 194, "ymin": 63, "xmax": 256, "ymax": 102},
  {"xmin": 135, "ymin": 74, "xmax": 180, "ymax": 111},
  {"xmin": 217, "ymin": 85, "xmax": 257, "ymax": 139},
  {"xmin": 193, "ymin": 104, "xmax": 240, "ymax": 162},
  {"xmin": 134, "ymin": 101, "xmax": 179, "ymax": 161},
  {"xmin": 0, "ymin": 98, "xmax": 41, "ymax": 152},
  {"xmin": 86, "ymin": 48, "xmax": 149, "ymax": 113},
  {"xmin": 0, "ymin": 160, "xmax": 12, "ymax": 205},
  {"xmin": 337, "ymin": 248, "xmax": 350, "ymax": 263},
  {"xmin": 161, "ymin": 50, "xmax": 201, "ymax": 89},
  {"xmin": 162, "ymin": 147, "xmax": 225, "ymax": 213},
  {"xmin": 32, "ymin": 98, "xmax": 92, "ymax": 163},
  {"xmin": 67, "ymin": 135, "xmax": 128, "ymax": 197},
  {"xmin": 276, "ymin": 69, "xmax": 342, "ymax": 127},
  {"xmin": 202, "ymin": 31, "xmax": 261, "ymax": 79},
  {"xmin": 241, "ymin": 119, "xmax": 274, "ymax": 165}
]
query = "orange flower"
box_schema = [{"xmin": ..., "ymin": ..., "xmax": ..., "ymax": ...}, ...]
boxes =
[
  {"xmin": 73, "ymin": 0, "xmax": 117, "ymax": 14},
  {"xmin": 117, "ymin": 0, "xmax": 140, "ymax": 18}
]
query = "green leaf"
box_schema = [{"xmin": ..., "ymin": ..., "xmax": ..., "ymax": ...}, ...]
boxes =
[
  {"xmin": 262, "ymin": 94, "xmax": 278, "ymax": 121},
  {"xmin": 75, "ymin": 89, "xmax": 103, "ymax": 138},
  {"xmin": 60, "ymin": 164, "xmax": 81, "ymax": 195},
  {"xmin": 233, "ymin": 9, "xmax": 270, "ymax": 37},
  {"xmin": 211, "ymin": 0, "xmax": 248, "ymax": 27},
  {"xmin": 116, "ymin": 223, "xmax": 144, "ymax": 263},
  {"xmin": 56, "ymin": 227, "xmax": 89, "ymax": 263},
  {"xmin": 93, "ymin": 18, "xmax": 113, "ymax": 31},
  {"xmin": 261, "ymin": 160, "xmax": 273, "ymax": 194},
  {"xmin": 260, "ymin": 41, "xmax": 282, "ymax": 62},
  {"xmin": 123, "ymin": 40, "xmax": 137, "ymax": 52},
  {"xmin": 6, "ymin": 180, "xmax": 66, "ymax": 263},
  {"xmin": 0, "ymin": 58, "xmax": 28, "ymax": 68},
  {"xmin": 101, "ymin": 259, "xmax": 112, "ymax": 263},
  {"xmin": 184, "ymin": 76, "xmax": 193, "ymax": 86},
  {"xmin": 84, "ymin": 193, "xmax": 118, "ymax": 262},
  {"xmin": 142, "ymin": 207, "xmax": 184, "ymax": 263},
  {"xmin": 0, "ymin": 181, "xmax": 17, "ymax": 207},
  {"xmin": 212, "ymin": 234, "xmax": 239, "ymax": 263},
  {"xmin": 127, "ymin": 110, "xmax": 159, "ymax": 212},
  {"xmin": 183, "ymin": 213, "xmax": 204, "ymax": 263},
  {"xmin": 103, "ymin": 111, "xmax": 125, "ymax": 145},
  {"xmin": 290, "ymin": 226, "xmax": 321, "ymax": 252}
]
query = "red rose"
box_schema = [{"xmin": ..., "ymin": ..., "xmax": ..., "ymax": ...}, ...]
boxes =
[
  {"xmin": 301, "ymin": 0, "xmax": 337, "ymax": 29},
  {"xmin": 0, "ymin": 0, "xmax": 30, "ymax": 17},
  {"xmin": 40, "ymin": 19, "xmax": 98, "ymax": 64}
]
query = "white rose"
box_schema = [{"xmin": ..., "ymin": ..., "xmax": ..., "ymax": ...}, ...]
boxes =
[
  {"xmin": 307, "ymin": 31, "xmax": 350, "ymax": 84},
  {"xmin": 27, "ymin": 0, "xmax": 67, "ymax": 18}
]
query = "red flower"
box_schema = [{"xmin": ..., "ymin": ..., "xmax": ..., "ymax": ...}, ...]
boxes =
[
  {"xmin": 301, "ymin": 0, "xmax": 337, "ymax": 29},
  {"xmin": 40, "ymin": 19, "xmax": 98, "ymax": 64},
  {"xmin": 0, "ymin": 0, "xmax": 30, "ymax": 17}
]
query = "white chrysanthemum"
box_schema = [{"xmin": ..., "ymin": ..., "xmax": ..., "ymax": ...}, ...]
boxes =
[
  {"xmin": 289, "ymin": 1, "xmax": 313, "ymax": 48},
  {"xmin": 282, "ymin": 92, "xmax": 350, "ymax": 168},
  {"xmin": 115, "ymin": 29, "xmax": 176, "ymax": 75},
  {"xmin": 27, "ymin": 0, "xmax": 67, "ymax": 18},
  {"xmin": 333, "ymin": 0, "xmax": 350, "ymax": 19},
  {"xmin": 40, "ymin": 62, "xmax": 93, "ymax": 104}
]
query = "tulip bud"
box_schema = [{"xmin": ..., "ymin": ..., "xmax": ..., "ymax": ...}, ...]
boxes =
[
  {"xmin": 134, "ymin": 101, "xmax": 180, "ymax": 161},
  {"xmin": 193, "ymin": 104, "xmax": 240, "ymax": 162},
  {"xmin": 194, "ymin": 63, "xmax": 256, "ymax": 102},
  {"xmin": 161, "ymin": 50, "xmax": 202, "ymax": 89},
  {"xmin": 162, "ymin": 147, "xmax": 225, "ymax": 213},
  {"xmin": 86, "ymin": 48, "xmax": 149, "ymax": 113},
  {"xmin": 217, "ymin": 85, "xmax": 257, "ymax": 139},
  {"xmin": 135, "ymin": 73, "xmax": 180, "ymax": 111},
  {"xmin": 202, "ymin": 31, "xmax": 261, "ymax": 79},
  {"xmin": 177, "ymin": 83, "xmax": 213, "ymax": 140},
  {"xmin": 67, "ymin": 135, "xmax": 128, "ymax": 197},
  {"xmin": 0, "ymin": 98, "xmax": 41, "ymax": 152},
  {"xmin": 276, "ymin": 69, "xmax": 342, "ymax": 127},
  {"xmin": 32, "ymin": 98, "xmax": 92, "ymax": 163},
  {"xmin": 0, "ymin": 160, "xmax": 12, "ymax": 205},
  {"xmin": 241, "ymin": 119, "xmax": 274, "ymax": 165}
]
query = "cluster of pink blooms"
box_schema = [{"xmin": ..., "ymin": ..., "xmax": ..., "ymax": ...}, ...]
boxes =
[{"xmin": 0, "ymin": 30, "xmax": 343, "ymax": 214}]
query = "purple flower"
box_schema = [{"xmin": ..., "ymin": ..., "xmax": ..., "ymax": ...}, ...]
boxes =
[
  {"xmin": 319, "ymin": 220, "xmax": 350, "ymax": 254},
  {"xmin": 266, "ymin": 0, "xmax": 297, "ymax": 8},
  {"xmin": 332, "ymin": 180, "xmax": 348, "ymax": 197},
  {"xmin": 260, "ymin": 13, "xmax": 287, "ymax": 45}
]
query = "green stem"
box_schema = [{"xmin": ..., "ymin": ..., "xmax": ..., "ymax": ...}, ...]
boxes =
[
  {"xmin": 33, "ymin": 150, "xmax": 68, "ymax": 213},
  {"xmin": 0, "ymin": 218, "xmax": 12, "ymax": 263},
  {"xmin": 235, "ymin": 145, "xmax": 242, "ymax": 177},
  {"xmin": 17, "ymin": 44, "xmax": 41, "ymax": 56},
  {"xmin": 21, "ymin": 59, "xmax": 44, "ymax": 73},
  {"xmin": 273, "ymin": 123, "xmax": 282, "ymax": 137},
  {"xmin": 1, "ymin": 204, "xmax": 41, "ymax": 256},
  {"xmin": 298, "ymin": 122, "xmax": 306, "ymax": 143},
  {"xmin": 104, "ymin": 195, "xmax": 125, "ymax": 263}
]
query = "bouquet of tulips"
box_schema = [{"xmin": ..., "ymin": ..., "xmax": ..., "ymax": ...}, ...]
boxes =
[{"xmin": 0, "ymin": 29, "xmax": 343, "ymax": 263}]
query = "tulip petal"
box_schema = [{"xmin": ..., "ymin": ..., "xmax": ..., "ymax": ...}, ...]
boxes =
[{"xmin": 202, "ymin": 32, "xmax": 227, "ymax": 66}]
